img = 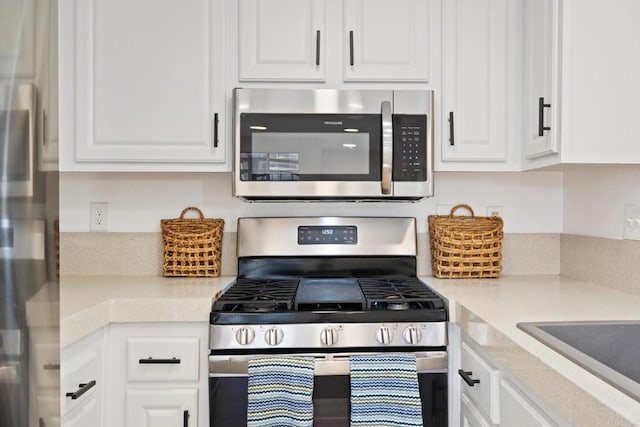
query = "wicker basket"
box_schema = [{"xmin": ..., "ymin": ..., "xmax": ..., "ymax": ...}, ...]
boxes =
[
  {"xmin": 160, "ymin": 207, "xmax": 224, "ymax": 277},
  {"xmin": 428, "ymin": 204, "xmax": 503, "ymax": 278}
]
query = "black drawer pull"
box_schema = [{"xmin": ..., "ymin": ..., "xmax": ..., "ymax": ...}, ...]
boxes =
[
  {"xmin": 183, "ymin": 409, "xmax": 189, "ymax": 427},
  {"xmin": 213, "ymin": 113, "xmax": 219, "ymax": 148},
  {"xmin": 538, "ymin": 96, "xmax": 551, "ymax": 136},
  {"xmin": 43, "ymin": 363, "xmax": 60, "ymax": 370},
  {"xmin": 349, "ymin": 30, "xmax": 354, "ymax": 66},
  {"xmin": 458, "ymin": 369, "xmax": 480, "ymax": 387},
  {"xmin": 65, "ymin": 380, "xmax": 96, "ymax": 400},
  {"xmin": 315, "ymin": 30, "xmax": 321, "ymax": 66},
  {"xmin": 139, "ymin": 357, "xmax": 181, "ymax": 364},
  {"xmin": 448, "ymin": 111, "xmax": 455, "ymax": 146}
]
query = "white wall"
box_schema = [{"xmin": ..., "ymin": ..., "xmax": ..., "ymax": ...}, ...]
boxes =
[
  {"xmin": 60, "ymin": 171, "xmax": 562, "ymax": 233},
  {"xmin": 563, "ymin": 165, "xmax": 640, "ymax": 239}
]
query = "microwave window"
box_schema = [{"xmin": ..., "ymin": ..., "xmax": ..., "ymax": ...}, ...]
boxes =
[
  {"xmin": 239, "ymin": 113, "xmax": 381, "ymax": 182},
  {"xmin": 247, "ymin": 132, "xmax": 370, "ymax": 180},
  {"xmin": 0, "ymin": 110, "xmax": 29, "ymax": 180}
]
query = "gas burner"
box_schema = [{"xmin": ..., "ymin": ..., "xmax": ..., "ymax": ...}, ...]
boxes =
[
  {"xmin": 241, "ymin": 303, "xmax": 278, "ymax": 313},
  {"xmin": 384, "ymin": 295, "xmax": 410, "ymax": 311}
]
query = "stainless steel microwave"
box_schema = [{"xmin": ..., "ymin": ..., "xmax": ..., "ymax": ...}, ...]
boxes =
[{"xmin": 233, "ymin": 88, "xmax": 434, "ymax": 201}]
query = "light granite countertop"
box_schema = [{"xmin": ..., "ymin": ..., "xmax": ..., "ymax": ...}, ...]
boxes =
[
  {"xmin": 60, "ymin": 274, "xmax": 640, "ymax": 425},
  {"xmin": 60, "ymin": 275, "xmax": 234, "ymax": 347},
  {"xmin": 427, "ymin": 275, "xmax": 640, "ymax": 426}
]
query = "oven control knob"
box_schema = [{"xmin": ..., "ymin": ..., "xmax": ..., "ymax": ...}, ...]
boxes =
[
  {"xmin": 375, "ymin": 326, "xmax": 393, "ymax": 345},
  {"xmin": 235, "ymin": 327, "xmax": 255, "ymax": 345},
  {"xmin": 320, "ymin": 327, "xmax": 338, "ymax": 346},
  {"xmin": 264, "ymin": 327, "xmax": 284, "ymax": 346},
  {"xmin": 402, "ymin": 326, "xmax": 422, "ymax": 345}
]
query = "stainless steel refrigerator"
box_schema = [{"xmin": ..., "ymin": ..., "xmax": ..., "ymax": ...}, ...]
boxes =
[{"xmin": 1, "ymin": 1, "xmax": 60, "ymax": 425}]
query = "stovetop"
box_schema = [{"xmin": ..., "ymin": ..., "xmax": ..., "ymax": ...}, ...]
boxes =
[
  {"xmin": 210, "ymin": 275, "xmax": 447, "ymax": 325},
  {"xmin": 214, "ymin": 276, "xmax": 444, "ymax": 313}
]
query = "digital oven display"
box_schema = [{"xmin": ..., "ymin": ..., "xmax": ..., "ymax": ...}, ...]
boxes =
[{"xmin": 298, "ymin": 226, "xmax": 357, "ymax": 245}]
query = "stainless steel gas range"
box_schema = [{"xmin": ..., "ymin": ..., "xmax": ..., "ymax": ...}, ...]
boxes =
[{"xmin": 208, "ymin": 217, "xmax": 448, "ymax": 427}]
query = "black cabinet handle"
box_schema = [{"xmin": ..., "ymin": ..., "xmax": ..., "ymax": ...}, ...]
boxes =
[
  {"xmin": 43, "ymin": 363, "xmax": 60, "ymax": 370},
  {"xmin": 538, "ymin": 97, "xmax": 551, "ymax": 136},
  {"xmin": 349, "ymin": 30, "xmax": 354, "ymax": 66},
  {"xmin": 316, "ymin": 30, "xmax": 321, "ymax": 66},
  {"xmin": 213, "ymin": 113, "xmax": 219, "ymax": 148},
  {"xmin": 448, "ymin": 112, "xmax": 455, "ymax": 146},
  {"xmin": 39, "ymin": 417, "xmax": 45, "ymax": 427},
  {"xmin": 458, "ymin": 369, "xmax": 480, "ymax": 387},
  {"xmin": 183, "ymin": 410, "xmax": 189, "ymax": 427},
  {"xmin": 65, "ymin": 380, "xmax": 96, "ymax": 400},
  {"xmin": 138, "ymin": 357, "xmax": 181, "ymax": 364}
]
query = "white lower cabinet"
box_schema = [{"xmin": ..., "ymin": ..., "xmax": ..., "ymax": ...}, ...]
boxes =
[
  {"xmin": 459, "ymin": 341, "xmax": 500, "ymax": 425},
  {"xmin": 60, "ymin": 328, "xmax": 105, "ymax": 427},
  {"xmin": 461, "ymin": 393, "xmax": 494, "ymax": 427},
  {"xmin": 106, "ymin": 323, "xmax": 209, "ymax": 427},
  {"xmin": 500, "ymin": 380, "xmax": 556, "ymax": 427},
  {"xmin": 455, "ymin": 330, "xmax": 561, "ymax": 427},
  {"xmin": 126, "ymin": 389, "xmax": 198, "ymax": 427}
]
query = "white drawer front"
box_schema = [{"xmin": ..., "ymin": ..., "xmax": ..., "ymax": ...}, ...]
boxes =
[
  {"xmin": 500, "ymin": 380, "xmax": 557, "ymax": 427},
  {"xmin": 61, "ymin": 343, "xmax": 101, "ymax": 416},
  {"xmin": 460, "ymin": 341, "xmax": 500, "ymax": 424},
  {"xmin": 127, "ymin": 337, "xmax": 199, "ymax": 382},
  {"xmin": 461, "ymin": 393, "xmax": 494, "ymax": 427}
]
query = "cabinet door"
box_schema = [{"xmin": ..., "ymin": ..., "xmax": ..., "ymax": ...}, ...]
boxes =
[
  {"xmin": 560, "ymin": 0, "xmax": 640, "ymax": 163},
  {"xmin": 344, "ymin": 0, "xmax": 430, "ymax": 82},
  {"xmin": 441, "ymin": 0, "xmax": 514, "ymax": 166},
  {"xmin": 126, "ymin": 389, "xmax": 197, "ymax": 427},
  {"xmin": 522, "ymin": 0, "xmax": 559, "ymax": 160},
  {"xmin": 239, "ymin": 0, "xmax": 326, "ymax": 81},
  {"xmin": 63, "ymin": 0, "xmax": 225, "ymax": 167},
  {"xmin": 460, "ymin": 394, "xmax": 494, "ymax": 427},
  {"xmin": 500, "ymin": 380, "xmax": 556, "ymax": 427},
  {"xmin": 61, "ymin": 398, "xmax": 99, "ymax": 427},
  {"xmin": 0, "ymin": 0, "xmax": 35, "ymax": 77}
]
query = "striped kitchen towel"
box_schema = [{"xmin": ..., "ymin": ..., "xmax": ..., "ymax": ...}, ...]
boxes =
[
  {"xmin": 247, "ymin": 356, "xmax": 314, "ymax": 427},
  {"xmin": 350, "ymin": 353, "xmax": 423, "ymax": 427}
]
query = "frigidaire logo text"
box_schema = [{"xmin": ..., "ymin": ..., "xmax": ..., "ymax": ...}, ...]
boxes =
[{"xmin": 324, "ymin": 120, "xmax": 343, "ymax": 125}]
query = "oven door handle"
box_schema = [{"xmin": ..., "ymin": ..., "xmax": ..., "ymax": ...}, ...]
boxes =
[
  {"xmin": 209, "ymin": 352, "xmax": 447, "ymax": 377},
  {"xmin": 381, "ymin": 100, "xmax": 393, "ymax": 196}
]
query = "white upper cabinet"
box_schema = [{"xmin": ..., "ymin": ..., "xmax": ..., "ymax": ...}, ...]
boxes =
[
  {"xmin": 525, "ymin": 0, "xmax": 640, "ymax": 168},
  {"xmin": 559, "ymin": 0, "xmax": 640, "ymax": 164},
  {"xmin": 522, "ymin": 0, "xmax": 560, "ymax": 163},
  {"xmin": 343, "ymin": 0, "xmax": 430, "ymax": 82},
  {"xmin": 239, "ymin": 0, "xmax": 326, "ymax": 81},
  {"xmin": 0, "ymin": 0, "xmax": 35, "ymax": 78},
  {"xmin": 59, "ymin": 0, "xmax": 227, "ymax": 171},
  {"xmin": 237, "ymin": 0, "xmax": 433, "ymax": 83},
  {"xmin": 439, "ymin": 0, "xmax": 519, "ymax": 171}
]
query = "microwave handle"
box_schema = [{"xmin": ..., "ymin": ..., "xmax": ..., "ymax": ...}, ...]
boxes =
[{"xmin": 381, "ymin": 100, "xmax": 393, "ymax": 195}]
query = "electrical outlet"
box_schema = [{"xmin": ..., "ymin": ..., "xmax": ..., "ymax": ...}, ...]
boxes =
[
  {"xmin": 623, "ymin": 203, "xmax": 640, "ymax": 241},
  {"xmin": 90, "ymin": 202, "xmax": 108, "ymax": 232},
  {"xmin": 487, "ymin": 206, "xmax": 503, "ymax": 218}
]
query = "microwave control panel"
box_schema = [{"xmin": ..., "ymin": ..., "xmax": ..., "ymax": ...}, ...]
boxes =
[{"xmin": 393, "ymin": 115, "xmax": 427, "ymax": 182}]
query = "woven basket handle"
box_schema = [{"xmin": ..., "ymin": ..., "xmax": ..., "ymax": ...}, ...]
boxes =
[
  {"xmin": 450, "ymin": 204, "xmax": 474, "ymax": 217},
  {"xmin": 179, "ymin": 206, "xmax": 205, "ymax": 219}
]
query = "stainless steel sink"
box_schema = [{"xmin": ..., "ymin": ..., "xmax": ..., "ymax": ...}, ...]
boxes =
[{"xmin": 517, "ymin": 321, "xmax": 640, "ymax": 402}]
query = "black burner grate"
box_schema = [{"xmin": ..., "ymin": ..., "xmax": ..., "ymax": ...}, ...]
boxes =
[
  {"xmin": 358, "ymin": 277, "xmax": 445, "ymax": 310},
  {"xmin": 213, "ymin": 279, "xmax": 299, "ymax": 312}
]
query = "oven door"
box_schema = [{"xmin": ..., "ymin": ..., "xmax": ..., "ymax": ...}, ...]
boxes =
[
  {"xmin": 233, "ymin": 88, "xmax": 394, "ymax": 200},
  {"xmin": 209, "ymin": 351, "xmax": 447, "ymax": 427}
]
